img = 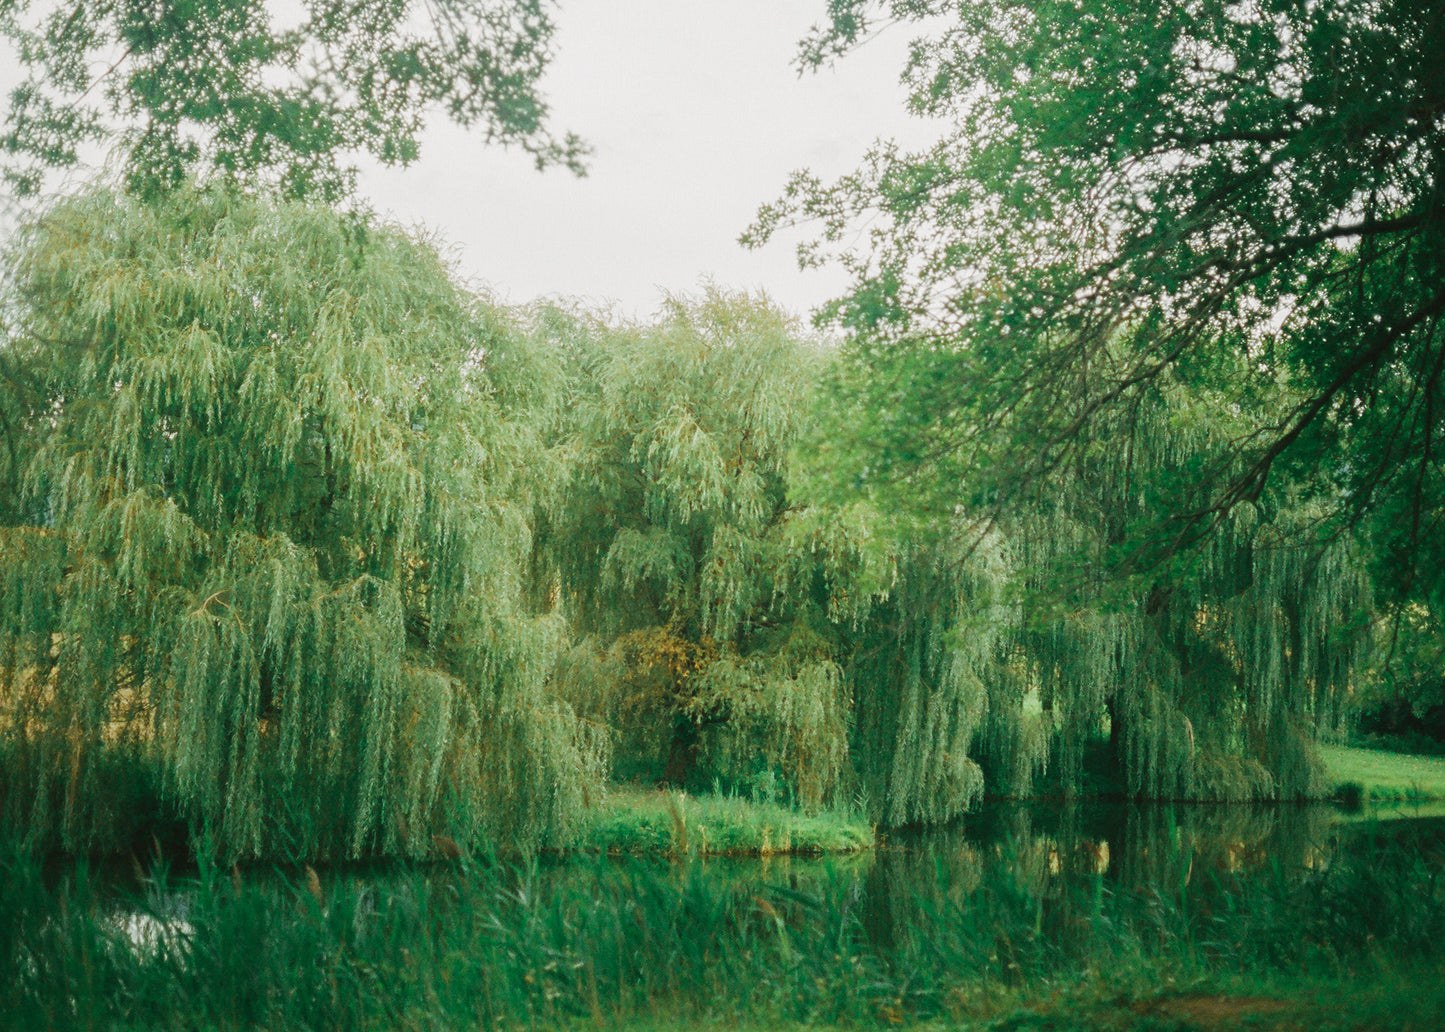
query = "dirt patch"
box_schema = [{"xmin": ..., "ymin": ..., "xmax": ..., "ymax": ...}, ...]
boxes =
[{"xmin": 1139, "ymin": 994, "xmax": 1294, "ymax": 1030}]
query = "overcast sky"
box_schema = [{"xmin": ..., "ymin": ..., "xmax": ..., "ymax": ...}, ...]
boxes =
[
  {"xmin": 355, "ymin": 0, "xmax": 931, "ymax": 321},
  {"xmin": 0, "ymin": 1, "xmax": 932, "ymax": 322}
]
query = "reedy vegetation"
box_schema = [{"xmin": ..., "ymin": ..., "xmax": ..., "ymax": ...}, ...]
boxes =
[
  {"xmin": 3, "ymin": 814, "xmax": 1444, "ymax": 1032},
  {"xmin": 0, "ymin": 185, "xmax": 1375, "ymax": 859}
]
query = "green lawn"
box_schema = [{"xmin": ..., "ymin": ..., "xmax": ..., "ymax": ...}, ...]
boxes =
[
  {"xmin": 579, "ymin": 748, "xmax": 1445, "ymax": 857},
  {"xmin": 577, "ymin": 786, "xmax": 875, "ymax": 856},
  {"xmin": 1321, "ymin": 743, "xmax": 1445, "ymax": 806}
]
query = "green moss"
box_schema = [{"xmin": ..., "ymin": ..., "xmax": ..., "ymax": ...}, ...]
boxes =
[{"xmin": 576, "ymin": 786, "xmax": 875, "ymax": 856}]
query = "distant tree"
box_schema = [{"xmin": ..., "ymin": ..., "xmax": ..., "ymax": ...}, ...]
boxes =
[
  {"xmin": 530, "ymin": 291, "xmax": 853, "ymax": 806},
  {"xmin": 0, "ymin": 0, "xmax": 586, "ymax": 201},
  {"xmin": 0, "ymin": 185, "xmax": 604, "ymax": 858},
  {"xmin": 1354, "ymin": 604, "xmax": 1445, "ymax": 749}
]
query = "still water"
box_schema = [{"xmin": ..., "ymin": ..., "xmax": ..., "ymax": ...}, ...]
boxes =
[
  {"xmin": 32, "ymin": 801, "xmax": 1444, "ymax": 1029},
  {"xmin": 115, "ymin": 800, "xmax": 1445, "ymax": 939}
]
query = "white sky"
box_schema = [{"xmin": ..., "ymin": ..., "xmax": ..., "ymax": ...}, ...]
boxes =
[
  {"xmin": 357, "ymin": 0, "xmax": 929, "ymax": 321},
  {"xmin": 1, "ymin": 1, "xmax": 933, "ymax": 322}
]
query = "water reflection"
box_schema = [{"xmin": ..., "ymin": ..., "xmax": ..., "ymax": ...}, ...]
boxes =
[
  {"xmin": 831, "ymin": 802, "xmax": 1445, "ymax": 965},
  {"xmin": 109, "ymin": 802, "xmax": 1445, "ymax": 966},
  {"xmin": 18, "ymin": 803, "xmax": 1445, "ymax": 1032},
  {"xmin": 880, "ymin": 802, "xmax": 1379, "ymax": 888}
]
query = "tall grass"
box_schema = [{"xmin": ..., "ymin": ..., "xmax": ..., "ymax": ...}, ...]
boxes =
[{"xmin": 3, "ymin": 816, "xmax": 1444, "ymax": 1031}]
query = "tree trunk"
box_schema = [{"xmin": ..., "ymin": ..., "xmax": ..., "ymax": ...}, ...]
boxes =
[{"xmin": 662, "ymin": 716, "xmax": 700, "ymax": 788}]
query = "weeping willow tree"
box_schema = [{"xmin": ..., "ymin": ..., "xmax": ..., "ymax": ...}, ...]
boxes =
[
  {"xmin": 528, "ymin": 289, "xmax": 852, "ymax": 806},
  {"xmin": 742, "ymin": 0, "xmax": 1420, "ymax": 805},
  {"xmin": 801, "ymin": 329, "xmax": 1371, "ymax": 816},
  {"xmin": 520, "ymin": 286, "xmax": 1367, "ymax": 820},
  {"xmin": 830, "ymin": 521, "xmax": 1025, "ymax": 825},
  {"xmin": 986, "ymin": 365, "xmax": 1366, "ymax": 804},
  {"xmin": 1000, "ymin": 357, "xmax": 1373, "ymax": 803},
  {"xmin": 0, "ymin": 185, "xmax": 604, "ymax": 858}
]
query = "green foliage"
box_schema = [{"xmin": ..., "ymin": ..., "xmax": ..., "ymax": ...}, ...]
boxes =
[
  {"xmin": 741, "ymin": 0, "xmax": 1424, "ymax": 802},
  {"xmin": 1012, "ymin": 366, "xmax": 1371, "ymax": 802},
  {"xmin": 1351, "ymin": 602, "xmax": 1445, "ymax": 750},
  {"xmin": 0, "ymin": 184, "xmax": 604, "ymax": 858},
  {"xmin": 520, "ymin": 289, "xmax": 1365, "ymax": 814},
  {"xmin": 757, "ymin": 0, "xmax": 1445, "ymax": 551},
  {"xmin": 6, "ymin": 812, "xmax": 1445, "ymax": 1031},
  {"xmin": 0, "ymin": 0, "xmax": 587, "ymax": 200},
  {"xmin": 578, "ymin": 787, "xmax": 874, "ymax": 856},
  {"xmin": 805, "ymin": 352, "xmax": 1371, "ymax": 808},
  {"xmin": 836, "ymin": 529, "xmax": 1007, "ymax": 825},
  {"xmin": 533, "ymin": 290, "xmax": 853, "ymax": 807}
]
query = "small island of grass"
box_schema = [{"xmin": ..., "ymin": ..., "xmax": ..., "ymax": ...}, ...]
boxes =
[{"xmin": 577, "ymin": 787, "xmax": 875, "ymax": 856}]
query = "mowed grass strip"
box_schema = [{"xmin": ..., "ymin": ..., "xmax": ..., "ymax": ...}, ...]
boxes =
[
  {"xmin": 1321, "ymin": 744, "xmax": 1445, "ymax": 805},
  {"xmin": 578, "ymin": 787, "xmax": 875, "ymax": 856}
]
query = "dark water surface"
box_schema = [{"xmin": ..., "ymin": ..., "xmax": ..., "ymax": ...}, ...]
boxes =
[
  {"xmin": 114, "ymin": 800, "xmax": 1445, "ymax": 931},
  {"xmin": 855, "ymin": 802, "xmax": 1445, "ymax": 957},
  {"xmin": 568, "ymin": 800, "xmax": 1445, "ymax": 902}
]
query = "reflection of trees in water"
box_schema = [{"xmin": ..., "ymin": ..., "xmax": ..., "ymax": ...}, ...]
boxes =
[
  {"xmin": 1095, "ymin": 804, "xmax": 1335, "ymax": 890},
  {"xmin": 84, "ymin": 806, "xmax": 1445, "ymax": 1023},
  {"xmin": 100, "ymin": 805, "xmax": 1441, "ymax": 986},
  {"xmin": 860, "ymin": 803, "xmax": 1360, "ymax": 970},
  {"xmin": 943, "ymin": 802, "xmax": 1340, "ymax": 889},
  {"xmin": 864, "ymin": 808, "xmax": 1118, "ymax": 979}
]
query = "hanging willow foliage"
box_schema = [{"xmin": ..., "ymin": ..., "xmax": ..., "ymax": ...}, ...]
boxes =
[
  {"xmin": 529, "ymin": 289, "xmax": 854, "ymax": 806},
  {"xmin": 524, "ymin": 292, "xmax": 1371, "ymax": 819},
  {"xmin": 976, "ymin": 352, "xmax": 1371, "ymax": 804},
  {"xmin": 838, "ymin": 526, "xmax": 1019, "ymax": 826},
  {"xmin": 0, "ymin": 188, "xmax": 1376, "ymax": 851},
  {"xmin": 0, "ymin": 185, "xmax": 604, "ymax": 858},
  {"xmin": 796, "ymin": 327, "xmax": 1372, "ymax": 817}
]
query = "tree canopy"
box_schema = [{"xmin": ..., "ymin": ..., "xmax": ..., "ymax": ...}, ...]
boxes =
[
  {"xmin": 518, "ymin": 287, "xmax": 1368, "ymax": 820},
  {"xmin": 0, "ymin": 0, "xmax": 586, "ymax": 201},
  {"xmin": 10, "ymin": 0, "xmax": 1429, "ymax": 850},
  {"xmin": 751, "ymin": 0, "xmax": 1444, "ymax": 599},
  {"xmin": 735, "ymin": 0, "xmax": 1426, "ymax": 800},
  {"xmin": 0, "ymin": 185, "xmax": 603, "ymax": 857},
  {"xmin": 0, "ymin": 183, "xmax": 1374, "ymax": 855},
  {"xmin": 529, "ymin": 291, "xmax": 854, "ymax": 807}
]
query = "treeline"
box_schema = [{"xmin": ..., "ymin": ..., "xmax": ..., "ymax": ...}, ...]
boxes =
[{"xmin": 0, "ymin": 186, "xmax": 1372, "ymax": 859}]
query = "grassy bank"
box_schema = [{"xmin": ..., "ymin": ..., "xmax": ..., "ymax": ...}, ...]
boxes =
[
  {"xmin": 1321, "ymin": 743, "xmax": 1445, "ymax": 806},
  {"xmin": 577, "ymin": 787, "xmax": 874, "ymax": 856}
]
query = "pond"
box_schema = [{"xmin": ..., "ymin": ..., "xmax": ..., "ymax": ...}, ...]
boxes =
[
  {"xmin": 98, "ymin": 801, "xmax": 1445, "ymax": 965},
  {"xmin": 8, "ymin": 802, "xmax": 1445, "ymax": 1030}
]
